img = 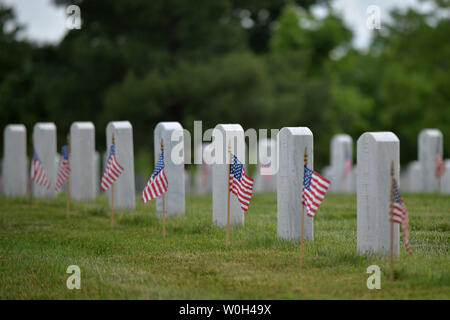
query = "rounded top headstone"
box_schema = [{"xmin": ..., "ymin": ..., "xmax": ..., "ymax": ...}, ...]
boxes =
[
  {"xmin": 279, "ymin": 127, "xmax": 312, "ymax": 136},
  {"xmin": 332, "ymin": 134, "xmax": 352, "ymax": 143},
  {"xmin": 155, "ymin": 121, "xmax": 183, "ymax": 132},
  {"xmin": 34, "ymin": 122, "xmax": 56, "ymax": 131},
  {"xmin": 71, "ymin": 121, "xmax": 94, "ymax": 130},
  {"xmin": 358, "ymin": 131, "xmax": 399, "ymax": 143},
  {"xmin": 108, "ymin": 121, "xmax": 132, "ymax": 129},
  {"xmin": 5, "ymin": 124, "xmax": 26, "ymax": 133},
  {"xmin": 419, "ymin": 128, "xmax": 443, "ymax": 138}
]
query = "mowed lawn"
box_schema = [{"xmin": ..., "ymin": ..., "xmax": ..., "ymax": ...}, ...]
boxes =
[{"xmin": 0, "ymin": 192, "xmax": 448, "ymax": 299}]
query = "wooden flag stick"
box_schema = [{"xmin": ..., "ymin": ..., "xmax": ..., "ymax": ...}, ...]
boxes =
[
  {"xmin": 110, "ymin": 134, "xmax": 115, "ymax": 228},
  {"xmin": 300, "ymin": 147, "xmax": 307, "ymax": 266},
  {"xmin": 390, "ymin": 161, "xmax": 394, "ymax": 282},
  {"xmin": 66, "ymin": 134, "xmax": 71, "ymax": 219},
  {"xmin": 226, "ymin": 141, "xmax": 231, "ymax": 248},
  {"xmin": 161, "ymin": 139, "xmax": 166, "ymax": 238}
]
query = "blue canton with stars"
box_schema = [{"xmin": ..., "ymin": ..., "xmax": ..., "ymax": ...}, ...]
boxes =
[
  {"xmin": 230, "ymin": 154, "xmax": 243, "ymax": 181},
  {"xmin": 303, "ymin": 165, "xmax": 313, "ymax": 189},
  {"xmin": 61, "ymin": 145, "xmax": 68, "ymax": 160},
  {"xmin": 107, "ymin": 144, "xmax": 116, "ymax": 161},
  {"xmin": 393, "ymin": 179, "xmax": 403, "ymax": 204},
  {"xmin": 152, "ymin": 152, "xmax": 165, "ymax": 178}
]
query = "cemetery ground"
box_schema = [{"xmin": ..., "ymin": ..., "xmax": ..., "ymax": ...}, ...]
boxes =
[{"xmin": 0, "ymin": 193, "xmax": 448, "ymax": 299}]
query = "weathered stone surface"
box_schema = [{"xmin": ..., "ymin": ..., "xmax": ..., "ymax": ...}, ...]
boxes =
[
  {"xmin": 154, "ymin": 121, "xmax": 185, "ymax": 217},
  {"xmin": 212, "ymin": 124, "xmax": 245, "ymax": 227},
  {"xmin": 106, "ymin": 121, "xmax": 136, "ymax": 209},
  {"xmin": 277, "ymin": 127, "xmax": 314, "ymax": 241},
  {"xmin": 442, "ymin": 160, "xmax": 450, "ymax": 195},
  {"xmin": 70, "ymin": 122, "xmax": 95, "ymax": 201},
  {"xmin": 32, "ymin": 123, "xmax": 57, "ymax": 198},
  {"xmin": 329, "ymin": 134, "xmax": 353, "ymax": 193},
  {"xmin": 2, "ymin": 124, "xmax": 27, "ymax": 197},
  {"xmin": 418, "ymin": 129, "xmax": 443, "ymax": 193},
  {"xmin": 253, "ymin": 138, "xmax": 277, "ymax": 193},
  {"xmin": 357, "ymin": 132, "xmax": 400, "ymax": 256}
]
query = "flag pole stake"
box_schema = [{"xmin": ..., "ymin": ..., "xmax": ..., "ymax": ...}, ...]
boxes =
[
  {"xmin": 390, "ymin": 161, "xmax": 394, "ymax": 282},
  {"xmin": 161, "ymin": 139, "xmax": 166, "ymax": 238},
  {"xmin": 110, "ymin": 134, "xmax": 115, "ymax": 228},
  {"xmin": 66, "ymin": 134, "xmax": 71, "ymax": 219},
  {"xmin": 29, "ymin": 142, "xmax": 34, "ymax": 206},
  {"xmin": 300, "ymin": 147, "xmax": 307, "ymax": 267},
  {"xmin": 226, "ymin": 141, "xmax": 231, "ymax": 248}
]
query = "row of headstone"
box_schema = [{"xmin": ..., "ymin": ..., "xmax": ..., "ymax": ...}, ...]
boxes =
[
  {"xmin": 2, "ymin": 122, "xmax": 448, "ymax": 258},
  {"xmin": 1, "ymin": 122, "xmax": 137, "ymax": 205},
  {"xmin": 321, "ymin": 134, "xmax": 355, "ymax": 194},
  {"xmin": 400, "ymin": 129, "xmax": 446, "ymax": 193}
]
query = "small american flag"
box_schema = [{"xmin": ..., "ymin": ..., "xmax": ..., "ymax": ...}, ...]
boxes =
[
  {"xmin": 229, "ymin": 154, "xmax": 254, "ymax": 211},
  {"xmin": 344, "ymin": 148, "xmax": 352, "ymax": 180},
  {"xmin": 435, "ymin": 153, "xmax": 445, "ymax": 178},
  {"xmin": 302, "ymin": 165, "xmax": 330, "ymax": 218},
  {"xmin": 142, "ymin": 151, "xmax": 168, "ymax": 203},
  {"xmin": 391, "ymin": 179, "xmax": 411, "ymax": 253},
  {"xmin": 31, "ymin": 148, "xmax": 51, "ymax": 189},
  {"xmin": 100, "ymin": 144, "xmax": 124, "ymax": 192},
  {"xmin": 55, "ymin": 145, "xmax": 70, "ymax": 191}
]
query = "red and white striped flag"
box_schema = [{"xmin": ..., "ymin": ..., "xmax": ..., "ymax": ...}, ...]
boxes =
[
  {"xmin": 435, "ymin": 153, "xmax": 445, "ymax": 178},
  {"xmin": 100, "ymin": 144, "xmax": 124, "ymax": 192},
  {"xmin": 302, "ymin": 165, "xmax": 330, "ymax": 218},
  {"xmin": 55, "ymin": 145, "xmax": 70, "ymax": 191},
  {"xmin": 142, "ymin": 151, "xmax": 168, "ymax": 203},
  {"xmin": 391, "ymin": 179, "xmax": 411, "ymax": 253},
  {"xmin": 31, "ymin": 148, "xmax": 51, "ymax": 189},
  {"xmin": 229, "ymin": 154, "xmax": 254, "ymax": 211}
]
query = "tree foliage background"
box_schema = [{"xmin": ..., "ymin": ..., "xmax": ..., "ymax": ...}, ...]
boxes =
[{"xmin": 0, "ymin": 0, "xmax": 449, "ymax": 172}]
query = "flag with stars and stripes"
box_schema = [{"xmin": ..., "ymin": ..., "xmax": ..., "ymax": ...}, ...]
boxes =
[
  {"xmin": 142, "ymin": 151, "xmax": 168, "ymax": 203},
  {"xmin": 100, "ymin": 144, "xmax": 124, "ymax": 192},
  {"xmin": 344, "ymin": 148, "xmax": 352, "ymax": 180},
  {"xmin": 435, "ymin": 153, "xmax": 445, "ymax": 179},
  {"xmin": 31, "ymin": 148, "xmax": 51, "ymax": 189},
  {"xmin": 391, "ymin": 179, "xmax": 411, "ymax": 253},
  {"xmin": 229, "ymin": 154, "xmax": 254, "ymax": 211},
  {"xmin": 302, "ymin": 165, "xmax": 330, "ymax": 218},
  {"xmin": 55, "ymin": 145, "xmax": 70, "ymax": 191}
]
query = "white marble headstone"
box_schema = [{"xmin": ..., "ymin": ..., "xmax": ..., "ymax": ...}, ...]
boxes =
[
  {"xmin": 70, "ymin": 122, "xmax": 95, "ymax": 201},
  {"xmin": 329, "ymin": 134, "xmax": 353, "ymax": 193},
  {"xmin": 253, "ymin": 138, "xmax": 277, "ymax": 193},
  {"xmin": 32, "ymin": 123, "xmax": 57, "ymax": 198},
  {"xmin": 442, "ymin": 160, "xmax": 450, "ymax": 195},
  {"xmin": 403, "ymin": 161, "xmax": 422, "ymax": 193},
  {"xmin": 106, "ymin": 121, "xmax": 136, "ymax": 209},
  {"xmin": 277, "ymin": 127, "xmax": 314, "ymax": 241},
  {"xmin": 212, "ymin": 124, "xmax": 245, "ymax": 227},
  {"xmin": 154, "ymin": 121, "xmax": 185, "ymax": 217},
  {"xmin": 2, "ymin": 124, "xmax": 27, "ymax": 197},
  {"xmin": 418, "ymin": 129, "xmax": 443, "ymax": 193},
  {"xmin": 357, "ymin": 132, "xmax": 400, "ymax": 256}
]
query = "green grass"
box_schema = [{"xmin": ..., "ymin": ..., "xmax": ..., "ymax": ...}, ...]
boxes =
[{"xmin": 0, "ymin": 192, "xmax": 449, "ymax": 299}]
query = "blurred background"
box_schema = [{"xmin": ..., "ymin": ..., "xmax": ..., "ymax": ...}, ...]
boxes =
[{"xmin": 0, "ymin": 0, "xmax": 449, "ymax": 175}]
